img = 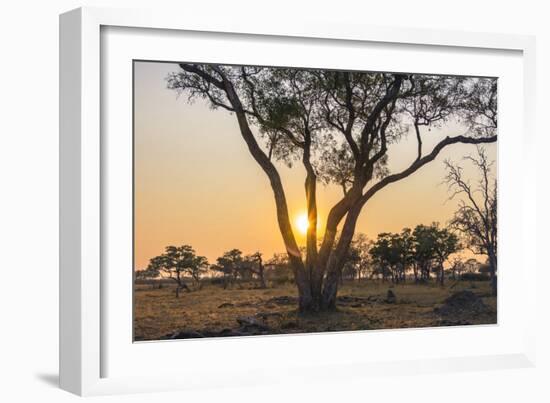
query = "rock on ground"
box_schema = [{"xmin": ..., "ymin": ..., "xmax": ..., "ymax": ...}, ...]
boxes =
[
  {"xmin": 435, "ymin": 290, "xmax": 492, "ymax": 318},
  {"xmin": 385, "ymin": 289, "xmax": 397, "ymax": 304}
]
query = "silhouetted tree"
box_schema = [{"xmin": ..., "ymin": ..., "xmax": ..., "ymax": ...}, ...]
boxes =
[
  {"xmin": 168, "ymin": 65, "xmax": 497, "ymax": 312},
  {"xmin": 265, "ymin": 253, "xmax": 293, "ymax": 284},
  {"xmin": 412, "ymin": 224, "xmax": 439, "ymax": 281},
  {"xmin": 370, "ymin": 233, "xmax": 400, "ymax": 283},
  {"xmin": 211, "ymin": 249, "xmax": 244, "ymax": 289},
  {"xmin": 341, "ymin": 243, "xmax": 361, "ymax": 282},
  {"xmin": 445, "ymin": 146, "xmax": 497, "ymax": 295},
  {"xmin": 350, "ymin": 233, "xmax": 373, "ymax": 281},
  {"xmin": 430, "ymin": 224, "xmax": 460, "ymax": 285},
  {"xmin": 449, "ymin": 257, "xmax": 465, "ymax": 280},
  {"xmin": 135, "ymin": 265, "xmax": 160, "ymax": 288},
  {"xmin": 464, "ymin": 258, "xmax": 481, "ymax": 274},
  {"xmin": 370, "ymin": 229, "xmax": 414, "ymax": 284},
  {"xmin": 147, "ymin": 245, "xmax": 209, "ymax": 297},
  {"xmin": 244, "ymin": 252, "xmax": 267, "ymax": 288},
  {"xmin": 396, "ymin": 228, "xmax": 415, "ymax": 282}
]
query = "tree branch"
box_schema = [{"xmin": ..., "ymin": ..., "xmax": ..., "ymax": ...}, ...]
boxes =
[{"xmin": 359, "ymin": 134, "xmax": 498, "ymax": 207}]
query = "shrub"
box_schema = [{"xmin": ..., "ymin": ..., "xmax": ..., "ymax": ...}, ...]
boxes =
[
  {"xmin": 209, "ymin": 277, "xmax": 225, "ymax": 286},
  {"xmin": 460, "ymin": 272, "xmax": 490, "ymax": 281}
]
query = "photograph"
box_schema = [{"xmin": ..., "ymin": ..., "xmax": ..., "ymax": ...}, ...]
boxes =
[{"xmin": 133, "ymin": 61, "xmax": 498, "ymax": 341}]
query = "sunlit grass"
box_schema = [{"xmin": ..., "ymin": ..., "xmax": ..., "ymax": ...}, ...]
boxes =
[{"xmin": 134, "ymin": 280, "xmax": 496, "ymax": 341}]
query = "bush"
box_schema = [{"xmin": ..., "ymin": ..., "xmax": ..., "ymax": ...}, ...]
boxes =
[
  {"xmin": 460, "ymin": 272, "xmax": 490, "ymax": 281},
  {"xmin": 209, "ymin": 277, "xmax": 225, "ymax": 286}
]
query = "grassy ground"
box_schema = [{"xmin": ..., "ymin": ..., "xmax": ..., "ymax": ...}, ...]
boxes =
[{"xmin": 134, "ymin": 280, "xmax": 496, "ymax": 341}]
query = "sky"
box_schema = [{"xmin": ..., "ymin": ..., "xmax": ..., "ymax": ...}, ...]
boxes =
[{"xmin": 133, "ymin": 61, "xmax": 497, "ymax": 269}]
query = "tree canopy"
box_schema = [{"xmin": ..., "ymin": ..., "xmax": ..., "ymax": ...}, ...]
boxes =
[
  {"xmin": 370, "ymin": 224, "xmax": 458, "ymax": 284},
  {"xmin": 445, "ymin": 146, "xmax": 497, "ymax": 294},
  {"xmin": 147, "ymin": 245, "xmax": 209, "ymax": 296}
]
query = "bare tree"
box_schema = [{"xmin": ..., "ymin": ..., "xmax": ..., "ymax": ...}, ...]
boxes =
[
  {"xmin": 445, "ymin": 146, "xmax": 497, "ymax": 295},
  {"xmin": 167, "ymin": 66, "xmax": 497, "ymax": 312},
  {"xmin": 244, "ymin": 252, "xmax": 267, "ymax": 289}
]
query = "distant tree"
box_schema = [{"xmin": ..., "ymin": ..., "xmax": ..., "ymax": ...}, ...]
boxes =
[
  {"xmin": 211, "ymin": 249, "xmax": 245, "ymax": 289},
  {"xmin": 445, "ymin": 146, "xmax": 497, "ymax": 295},
  {"xmin": 369, "ymin": 229, "xmax": 415, "ymax": 283},
  {"xmin": 266, "ymin": 253, "xmax": 293, "ymax": 284},
  {"xmin": 411, "ymin": 223, "xmax": 459, "ymax": 285},
  {"xmin": 370, "ymin": 233, "xmax": 391, "ymax": 282},
  {"xmin": 135, "ymin": 265, "xmax": 159, "ymax": 288},
  {"xmin": 350, "ymin": 233, "xmax": 373, "ymax": 281},
  {"xmin": 244, "ymin": 252, "xmax": 267, "ymax": 288},
  {"xmin": 147, "ymin": 245, "xmax": 209, "ymax": 297},
  {"xmin": 342, "ymin": 243, "xmax": 361, "ymax": 282},
  {"xmin": 168, "ymin": 65, "xmax": 497, "ymax": 312},
  {"xmin": 431, "ymin": 225, "xmax": 460, "ymax": 285},
  {"xmin": 370, "ymin": 233, "xmax": 399, "ymax": 283},
  {"xmin": 448, "ymin": 257, "xmax": 466, "ymax": 280},
  {"xmin": 396, "ymin": 228, "xmax": 415, "ymax": 282},
  {"xmin": 188, "ymin": 256, "xmax": 209, "ymax": 290},
  {"xmin": 478, "ymin": 263, "xmax": 491, "ymax": 274},
  {"xmin": 464, "ymin": 258, "xmax": 481, "ymax": 274},
  {"xmin": 412, "ymin": 224, "xmax": 437, "ymax": 281}
]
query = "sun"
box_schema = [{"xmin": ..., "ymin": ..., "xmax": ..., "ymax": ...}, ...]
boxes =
[{"xmin": 296, "ymin": 213, "xmax": 310, "ymax": 235}]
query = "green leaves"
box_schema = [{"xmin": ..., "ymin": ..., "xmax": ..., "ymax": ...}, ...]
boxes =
[
  {"xmin": 147, "ymin": 245, "xmax": 209, "ymax": 279},
  {"xmin": 167, "ymin": 64, "xmax": 497, "ymax": 196},
  {"xmin": 413, "ymin": 223, "xmax": 458, "ymax": 261},
  {"xmin": 372, "ymin": 223, "xmax": 459, "ymax": 270}
]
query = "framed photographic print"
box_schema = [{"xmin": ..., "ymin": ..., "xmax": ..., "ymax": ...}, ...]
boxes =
[{"xmin": 60, "ymin": 7, "xmax": 537, "ymax": 396}]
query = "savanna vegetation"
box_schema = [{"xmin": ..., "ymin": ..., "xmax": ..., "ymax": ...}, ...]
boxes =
[
  {"xmin": 136, "ymin": 166, "xmax": 498, "ymax": 340},
  {"xmin": 134, "ymin": 65, "xmax": 497, "ymax": 340}
]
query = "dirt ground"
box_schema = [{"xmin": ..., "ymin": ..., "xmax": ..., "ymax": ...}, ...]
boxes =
[{"xmin": 134, "ymin": 280, "xmax": 496, "ymax": 341}]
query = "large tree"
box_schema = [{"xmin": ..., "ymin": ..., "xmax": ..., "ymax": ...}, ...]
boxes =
[
  {"xmin": 167, "ymin": 65, "xmax": 497, "ymax": 312},
  {"xmin": 445, "ymin": 146, "xmax": 497, "ymax": 295}
]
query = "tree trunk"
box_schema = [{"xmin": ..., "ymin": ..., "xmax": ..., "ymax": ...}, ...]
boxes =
[
  {"xmin": 293, "ymin": 266, "xmax": 315, "ymax": 312},
  {"xmin": 192, "ymin": 274, "xmax": 201, "ymax": 290},
  {"xmin": 258, "ymin": 266, "xmax": 266, "ymax": 289},
  {"xmin": 254, "ymin": 255, "xmax": 267, "ymax": 289},
  {"xmin": 488, "ymin": 249, "xmax": 497, "ymax": 296},
  {"xmin": 218, "ymin": 75, "xmax": 313, "ymax": 308},
  {"xmin": 319, "ymin": 204, "xmax": 362, "ymax": 310}
]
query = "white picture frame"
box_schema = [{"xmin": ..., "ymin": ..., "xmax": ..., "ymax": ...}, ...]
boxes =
[{"xmin": 60, "ymin": 6, "xmax": 537, "ymax": 396}]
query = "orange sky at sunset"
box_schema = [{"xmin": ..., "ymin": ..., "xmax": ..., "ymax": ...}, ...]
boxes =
[{"xmin": 134, "ymin": 61, "xmax": 497, "ymax": 269}]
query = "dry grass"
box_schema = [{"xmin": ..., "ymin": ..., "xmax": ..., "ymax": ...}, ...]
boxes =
[{"xmin": 134, "ymin": 280, "xmax": 496, "ymax": 341}]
